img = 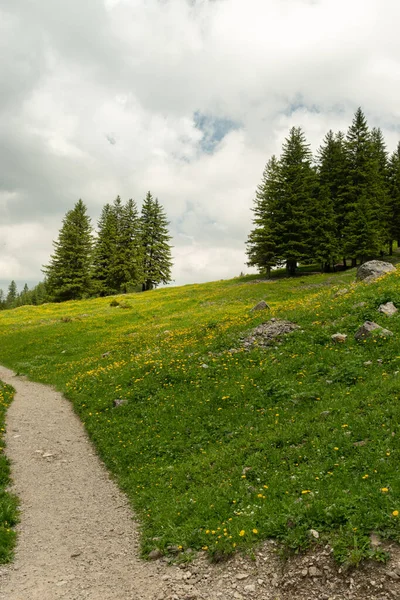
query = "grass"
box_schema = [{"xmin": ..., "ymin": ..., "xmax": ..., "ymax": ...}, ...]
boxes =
[
  {"xmin": 0, "ymin": 382, "xmax": 18, "ymax": 563},
  {"xmin": 0, "ymin": 266, "xmax": 400, "ymax": 566}
]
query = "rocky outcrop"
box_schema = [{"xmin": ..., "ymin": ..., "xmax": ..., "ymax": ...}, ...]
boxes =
[{"xmin": 356, "ymin": 260, "xmax": 396, "ymax": 284}]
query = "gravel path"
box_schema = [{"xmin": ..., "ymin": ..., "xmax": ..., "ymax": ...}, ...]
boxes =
[
  {"xmin": 0, "ymin": 366, "xmax": 164, "ymax": 600},
  {"xmin": 1, "ymin": 365, "xmax": 400, "ymax": 600}
]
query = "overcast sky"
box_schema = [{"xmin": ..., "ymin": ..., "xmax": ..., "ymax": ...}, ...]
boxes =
[{"xmin": 1, "ymin": 0, "xmax": 400, "ymax": 291}]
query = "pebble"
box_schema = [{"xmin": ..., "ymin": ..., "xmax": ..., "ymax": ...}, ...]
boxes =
[{"xmin": 236, "ymin": 574, "xmax": 249, "ymax": 580}]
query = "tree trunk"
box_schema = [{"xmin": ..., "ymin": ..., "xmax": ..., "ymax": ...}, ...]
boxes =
[
  {"xmin": 343, "ymin": 258, "xmax": 347, "ymax": 268},
  {"xmin": 389, "ymin": 240, "xmax": 393, "ymax": 256},
  {"xmin": 266, "ymin": 265, "xmax": 271, "ymax": 279},
  {"xmin": 286, "ymin": 259, "xmax": 297, "ymax": 276},
  {"xmin": 351, "ymin": 257, "xmax": 357, "ymax": 267}
]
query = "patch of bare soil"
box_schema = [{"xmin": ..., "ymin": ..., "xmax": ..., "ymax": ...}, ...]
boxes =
[{"xmin": 1, "ymin": 365, "xmax": 400, "ymax": 600}]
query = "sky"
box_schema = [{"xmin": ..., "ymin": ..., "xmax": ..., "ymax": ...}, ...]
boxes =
[{"xmin": 2, "ymin": 0, "xmax": 400, "ymax": 292}]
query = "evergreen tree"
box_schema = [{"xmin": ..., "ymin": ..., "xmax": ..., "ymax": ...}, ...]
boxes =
[
  {"xmin": 93, "ymin": 197, "xmax": 143, "ymax": 295},
  {"xmin": 316, "ymin": 130, "xmax": 347, "ymax": 266},
  {"xmin": 0, "ymin": 289, "xmax": 5, "ymax": 310},
  {"xmin": 246, "ymin": 156, "xmax": 280, "ymax": 277},
  {"xmin": 272, "ymin": 127, "xmax": 317, "ymax": 275},
  {"xmin": 141, "ymin": 192, "xmax": 173, "ymax": 290},
  {"xmin": 43, "ymin": 199, "xmax": 94, "ymax": 301},
  {"xmin": 343, "ymin": 108, "xmax": 380, "ymax": 263},
  {"xmin": 370, "ymin": 127, "xmax": 390, "ymax": 252},
  {"xmin": 388, "ymin": 142, "xmax": 400, "ymax": 254},
  {"xmin": 93, "ymin": 202, "xmax": 119, "ymax": 295},
  {"xmin": 6, "ymin": 280, "xmax": 17, "ymax": 308}
]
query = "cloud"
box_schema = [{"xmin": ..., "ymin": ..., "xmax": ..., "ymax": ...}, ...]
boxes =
[{"xmin": 1, "ymin": 0, "xmax": 400, "ymax": 289}]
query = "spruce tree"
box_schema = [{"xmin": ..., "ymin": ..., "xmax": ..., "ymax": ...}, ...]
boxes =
[
  {"xmin": 343, "ymin": 108, "xmax": 380, "ymax": 263},
  {"xmin": 93, "ymin": 197, "xmax": 143, "ymax": 295},
  {"xmin": 141, "ymin": 192, "xmax": 173, "ymax": 290},
  {"xmin": 272, "ymin": 127, "xmax": 316, "ymax": 275},
  {"xmin": 316, "ymin": 130, "xmax": 347, "ymax": 266},
  {"xmin": 43, "ymin": 199, "xmax": 94, "ymax": 301},
  {"xmin": 387, "ymin": 142, "xmax": 400, "ymax": 254},
  {"xmin": 6, "ymin": 280, "xmax": 17, "ymax": 308},
  {"xmin": 246, "ymin": 156, "xmax": 280, "ymax": 277},
  {"xmin": 370, "ymin": 127, "xmax": 390, "ymax": 252}
]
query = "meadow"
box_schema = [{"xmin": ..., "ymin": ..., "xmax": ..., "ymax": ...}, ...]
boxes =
[{"xmin": 1, "ymin": 267, "xmax": 400, "ymax": 566}]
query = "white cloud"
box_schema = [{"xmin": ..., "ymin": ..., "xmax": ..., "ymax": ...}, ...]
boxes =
[{"xmin": 1, "ymin": 0, "xmax": 400, "ymax": 288}]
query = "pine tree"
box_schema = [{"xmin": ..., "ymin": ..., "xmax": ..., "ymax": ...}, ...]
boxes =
[
  {"xmin": 141, "ymin": 192, "xmax": 173, "ymax": 290},
  {"xmin": 316, "ymin": 130, "xmax": 347, "ymax": 266},
  {"xmin": 343, "ymin": 108, "xmax": 380, "ymax": 263},
  {"xmin": 272, "ymin": 127, "xmax": 317, "ymax": 275},
  {"xmin": 370, "ymin": 127, "xmax": 390, "ymax": 252},
  {"xmin": 43, "ymin": 199, "xmax": 94, "ymax": 301},
  {"xmin": 246, "ymin": 156, "xmax": 280, "ymax": 277},
  {"xmin": 93, "ymin": 197, "xmax": 143, "ymax": 295},
  {"xmin": 93, "ymin": 202, "xmax": 119, "ymax": 295},
  {"xmin": 387, "ymin": 142, "xmax": 400, "ymax": 254},
  {"xmin": 6, "ymin": 281, "xmax": 17, "ymax": 308}
]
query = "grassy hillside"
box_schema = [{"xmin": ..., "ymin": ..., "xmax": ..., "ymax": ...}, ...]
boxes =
[
  {"xmin": 0, "ymin": 382, "xmax": 18, "ymax": 562},
  {"xmin": 1, "ymin": 268, "xmax": 400, "ymax": 566}
]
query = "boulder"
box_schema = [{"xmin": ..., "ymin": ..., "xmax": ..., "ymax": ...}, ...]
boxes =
[
  {"xmin": 354, "ymin": 321, "xmax": 393, "ymax": 341},
  {"xmin": 378, "ymin": 302, "xmax": 398, "ymax": 316},
  {"xmin": 250, "ymin": 300, "xmax": 271, "ymax": 312},
  {"xmin": 356, "ymin": 260, "xmax": 396, "ymax": 284}
]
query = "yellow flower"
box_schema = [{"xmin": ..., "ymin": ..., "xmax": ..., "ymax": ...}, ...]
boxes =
[
  {"xmin": 393, "ymin": 510, "xmax": 399, "ymax": 517},
  {"xmin": 252, "ymin": 529, "xmax": 258, "ymax": 534},
  {"xmin": 334, "ymin": 447, "xmax": 339, "ymax": 451},
  {"xmin": 301, "ymin": 490, "xmax": 311, "ymax": 494},
  {"xmin": 362, "ymin": 474, "xmax": 369, "ymax": 479},
  {"xmin": 239, "ymin": 530, "xmax": 245, "ymax": 536},
  {"xmin": 381, "ymin": 487, "xmax": 389, "ymax": 493}
]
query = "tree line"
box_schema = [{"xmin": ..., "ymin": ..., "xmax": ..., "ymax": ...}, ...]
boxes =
[
  {"xmin": 246, "ymin": 108, "xmax": 400, "ymax": 276},
  {"xmin": 0, "ymin": 191, "xmax": 173, "ymax": 309}
]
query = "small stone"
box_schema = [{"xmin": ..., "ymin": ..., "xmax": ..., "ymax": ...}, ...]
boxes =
[
  {"xmin": 309, "ymin": 529, "xmax": 319, "ymax": 539},
  {"xmin": 201, "ymin": 364, "xmax": 209, "ymax": 369},
  {"xmin": 386, "ymin": 570, "xmax": 399, "ymax": 580},
  {"xmin": 148, "ymin": 549, "xmax": 163, "ymax": 560},
  {"xmin": 257, "ymin": 579, "xmax": 264, "ymax": 585},
  {"xmin": 364, "ymin": 361, "xmax": 373, "ymax": 366},
  {"xmin": 331, "ymin": 333, "xmax": 347, "ymax": 343},
  {"xmin": 301, "ymin": 569, "xmax": 308, "ymax": 577},
  {"xmin": 353, "ymin": 440, "xmax": 367, "ymax": 447},
  {"xmin": 102, "ymin": 351, "xmax": 111, "ymax": 358},
  {"xmin": 42, "ymin": 453, "xmax": 54, "ymax": 458},
  {"xmin": 236, "ymin": 573, "xmax": 250, "ymax": 580},
  {"xmin": 378, "ymin": 302, "xmax": 398, "ymax": 316},
  {"xmin": 308, "ymin": 566, "xmax": 322, "ymax": 577},
  {"xmin": 113, "ymin": 398, "xmax": 129, "ymax": 408},
  {"xmin": 71, "ymin": 551, "xmax": 82, "ymax": 558},
  {"xmin": 234, "ymin": 593, "xmax": 244, "ymax": 600},
  {"xmin": 244, "ymin": 584, "xmax": 256, "ymax": 593},
  {"xmin": 320, "ymin": 411, "xmax": 331, "ymax": 418},
  {"xmin": 250, "ymin": 301, "xmax": 270, "ymax": 312}
]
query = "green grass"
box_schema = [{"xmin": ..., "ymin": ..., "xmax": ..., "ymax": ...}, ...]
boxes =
[
  {"xmin": 0, "ymin": 382, "xmax": 18, "ymax": 563},
  {"xmin": 0, "ymin": 267, "xmax": 400, "ymax": 566}
]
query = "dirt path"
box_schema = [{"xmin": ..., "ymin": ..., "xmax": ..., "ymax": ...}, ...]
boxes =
[{"xmin": 1, "ymin": 365, "xmax": 400, "ymax": 600}]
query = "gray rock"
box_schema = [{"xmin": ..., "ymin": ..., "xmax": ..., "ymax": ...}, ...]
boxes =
[
  {"xmin": 244, "ymin": 584, "xmax": 256, "ymax": 593},
  {"xmin": 113, "ymin": 398, "xmax": 129, "ymax": 408},
  {"xmin": 354, "ymin": 321, "xmax": 393, "ymax": 340},
  {"xmin": 250, "ymin": 300, "xmax": 271, "ymax": 312},
  {"xmin": 309, "ymin": 529, "xmax": 319, "ymax": 539},
  {"xmin": 356, "ymin": 260, "xmax": 396, "ymax": 283},
  {"xmin": 379, "ymin": 302, "xmax": 398, "ymax": 316},
  {"xmin": 236, "ymin": 574, "xmax": 250, "ymax": 580},
  {"xmin": 353, "ymin": 301, "xmax": 367, "ymax": 308},
  {"xmin": 331, "ymin": 333, "xmax": 347, "ymax": 343}
]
